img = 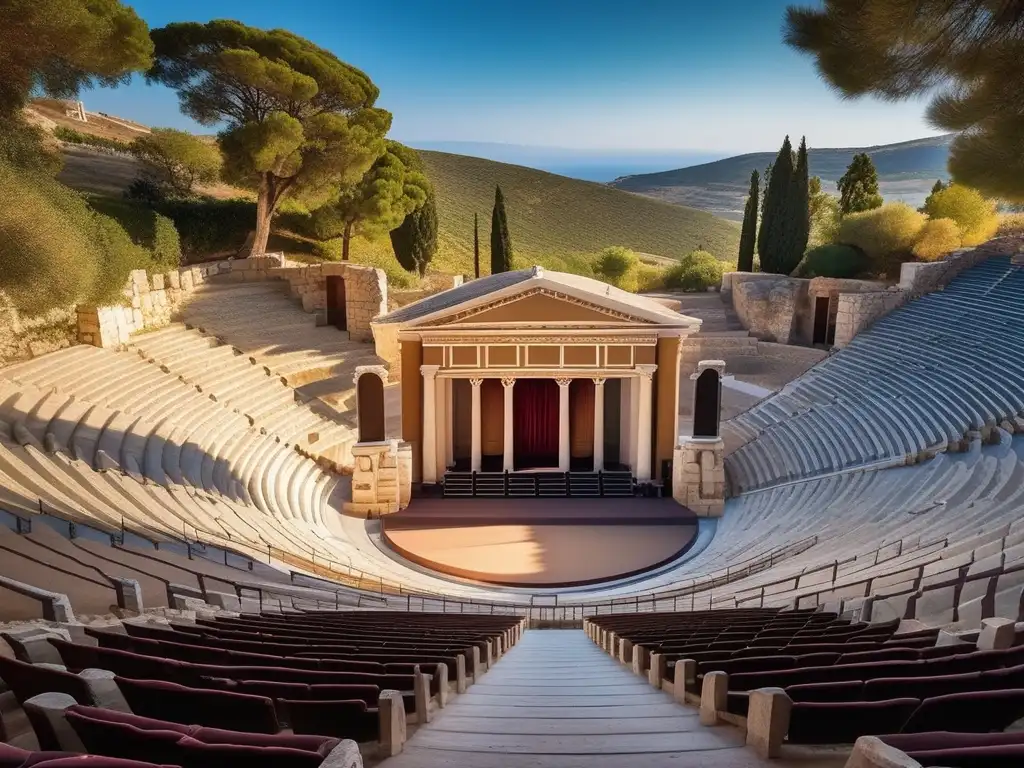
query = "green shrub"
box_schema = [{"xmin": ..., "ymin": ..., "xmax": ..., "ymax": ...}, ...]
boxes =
[
  {"xmin": 0, "ymin": 164, "xmax": 98, "ymax": 314},
  {"xmin": 923, "ymin": 183, "xmax": 999, "ymax": 246},
  {"xmin": 912, "ymin": 217, "xmax": 962, "ymax": 262},
  {"xmin": 53, "ymin": 126, "xmax": 128, "ymax": 153},
  {"xmin": 595, "ymin": 246, "xmax": 638, "ymax": 281},
  {"xmin": 838, "ymin": 202, "xmax": 927, "ymax": 269},
  {"xmin": 155, "ymin": 198, "xmax": 254, "ymax": 260},
  {"xmin": 0, "ymin": 118, "xmax": 62, "ymax": 175},
  {"xmin": 664, "ymin": 250, "xmax": 725, "ymax": 291},
  {"xmin": 0, "ymin": 165, "xmax": 154, "ymax": 314},
  {"xmin": 793, "ymin": 244, "xmax": 869, "ymax": 278},
  {"xmin": 88, "ymin": 197, "xmax": 182, "ymax": 272}
]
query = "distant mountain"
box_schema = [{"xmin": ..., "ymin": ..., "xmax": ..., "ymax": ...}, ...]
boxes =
[{"xmin": 609, "ymin": 135, "xmax": 955, "ymax": 220}]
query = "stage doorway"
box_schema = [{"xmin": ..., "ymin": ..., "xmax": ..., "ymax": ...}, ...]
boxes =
[
  {"xmin": 325, "ymin": 275, "xmax": 347, "ymax": 331},
  {"xmin": 514, "ymin": 378, "xmax": 559, "ymax": 469}
]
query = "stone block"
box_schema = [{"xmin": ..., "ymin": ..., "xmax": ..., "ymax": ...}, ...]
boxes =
[
  {"xmin": 648, "ymin": 652, "xmax": 666, "ymax": 688},
  {"xmin": 112, "ymin": 578, "xmax": 143, "ymax": 613},
  {"xmin": 977, "ymin": 617, "xmax": 1016, "ymax": 650},
  {"xmin": 0, "ymin": 627, "xmax": 70, "ymax": 664},
  {"xmin": 22, "ymin": 692, "xmax": 86, "ymax": 751},
  {"xmin": 321, "ymin": 740, "xmax": 362, "ymax": 768},
  {"xmin": 845, "ymin": 736, "xmax": 922, "ymax": 768},
  {"xmin": 618, "ymin": 638, "xmax": 633, "ymax": 665},
  {"xmin": 746, "ymin": 687, "xmax": 791, "ymax": 759},
  {"xmin": 79, "ymin": 668, "xmax": 131, "ymax": 711},
  {"xmin": 378, "ymin": 689, "xmax": 406, "ymax": 756},
  {"xmin": 699, "ymin": 671, "xmax": 728, "ymax": 725}
]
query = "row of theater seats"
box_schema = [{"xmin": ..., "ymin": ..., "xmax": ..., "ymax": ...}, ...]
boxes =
[
  {"xmin": 726, "ymin": 252, "xmax": 1024, "ymax": 495},
  {"xmin": 3, "ymin": 431, "xmax": 1024, "ymax": 621},
  {"xmin": 0, "ymin": 612, "xmax": 523, "ymax": 766},
  {"xmin": 587, "ymin": 608, "xmax": 1024, "ymax": 765},
  {"xmin": 177, "ymin": 282, "xmax": 380, "ymax": 389}
]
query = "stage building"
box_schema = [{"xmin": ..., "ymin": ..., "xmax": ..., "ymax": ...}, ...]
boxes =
[{"xmin": 373, "ymin": 267, "xmax": 702, "ymax": 493}]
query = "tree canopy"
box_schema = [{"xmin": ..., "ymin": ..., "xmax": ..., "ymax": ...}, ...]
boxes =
[
  {"xmin": 390, "ymin": 188, "xmax": 438, "ymax": 277},
  {"xmin": 130, "ymin": 128, "xmax": 223, "ymax": 196},
  {"xmin": 147, "ymin": 20, "xmax": 392, "ymax": 254},
  {"xmin": 785, "ymin": 0, "xmax": 1024, "ymax": 201},
  {"xmin": 490, "ymin": 185, "xmax": 513, "ymax": 275},
  {"xmin": 311, "ymin": 140, "xmax": 429, "ymax": 260},
  {"xmin": 922, "ymin": 182, "xmax": 999, "ymax": 246},
  {"xmin": 738, "ymin": 169, "xmax": 759, "ymax": 272},
  {"xmin": 837, "ymin": 153, "xmax": 883, "ymax": 215},
  {"xmin": 758, "ymin": 136, "xmax": 798, "ymax": 274},
  {"xmin": 0, "ymin": 0, "xmax": 152, "ymax": 118}
]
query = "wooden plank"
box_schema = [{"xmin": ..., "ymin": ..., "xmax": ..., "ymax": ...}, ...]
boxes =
[
  {"xmin": 410, "ymin": 729, "xmax": 745, "ymax": 754},
  {"xmin": 435, "ymin": 703, "xmax": 686, "ymax": 719},
  {"xmin": 424, "ymin": 715, "xmax": 703, "ymax": 736}
]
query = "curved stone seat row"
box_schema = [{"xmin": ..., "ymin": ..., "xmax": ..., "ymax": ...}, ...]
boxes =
[
  {"xmin": 726, "ymin": 256, "xmax": 1024, "ymax": 494},
  {"xmin": 128, "ymin": 324, "xmax": 356, "ymax": 465},
  {"xmin": 0, "ymin": 352, "xmax": 350, "ymax": 557}
]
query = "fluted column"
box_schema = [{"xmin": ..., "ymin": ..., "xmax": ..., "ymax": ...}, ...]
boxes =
[
  {"xmin": 635, "ymin": 364, "xmax": 657, "ymax": 481},
  {"xmin": 502, "ymin": 377, "xmax": 515, "ymax": 472},
  {"xmin": 557, "ymin": 378, "xmax": 572, "ymax": 472},
  {"xmin": 470, "ymin": 378, "xmax": 483, "ymax": 472},
  {"xmin": 421, "ymin": 365, "xmax": 439, "ymax": 484},
  {"xmin": 435, "ymin": 373, "xmax": 447, "ymax": 480},
  {"xmin": 593, "ymin": 378, "xmax": 606, "ymax": 472},
  {"xmin": 444, "ymin": 378, "xmax": 454, "ymax": 467}
]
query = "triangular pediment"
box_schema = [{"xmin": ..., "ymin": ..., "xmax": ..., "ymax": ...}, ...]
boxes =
[{"xmin": 420, "ymin": 288, "xmax": 656, "ymax": 327}]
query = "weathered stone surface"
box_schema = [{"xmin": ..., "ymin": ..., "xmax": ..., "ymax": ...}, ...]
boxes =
[
  {"xmin": 746, "ymin": 687, "xmax": 791, "ymax": 759},
  {"xmin": 699, "ymin": 671, "xmax": 728, "ymax": 726}
]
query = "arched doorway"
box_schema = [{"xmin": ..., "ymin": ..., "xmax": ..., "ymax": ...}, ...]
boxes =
[
  {"xmin": 692, "ymin": 369, "xmax": 721, "ymax": 438},
  {"xmin": 356, "ymin": 372, "xmax": 385, "ymax": 442}
]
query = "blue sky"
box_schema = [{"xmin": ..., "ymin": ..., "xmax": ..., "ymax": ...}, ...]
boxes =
[{"xmin": 82, "ymin": 0, "xmax": 941, "ymax": 154}]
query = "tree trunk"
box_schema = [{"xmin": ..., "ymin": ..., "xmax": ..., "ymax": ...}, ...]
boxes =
[
  {"xmin": 252, "ymin": 176, "xmax": 275, "ymax": 256},
  {"xmin": 342, "ymin": 222, "xmax": 353, "ymax": 261}
]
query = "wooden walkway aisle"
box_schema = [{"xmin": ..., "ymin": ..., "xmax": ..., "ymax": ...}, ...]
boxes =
[{"xmin": 380, "ymin": 629, "xmax": 821, "ymax": 768}]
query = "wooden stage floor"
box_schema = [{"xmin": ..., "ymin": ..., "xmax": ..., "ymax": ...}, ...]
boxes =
[{"xmin": 382, "ymin": 498, "xmax": 698, "ymax": 588}]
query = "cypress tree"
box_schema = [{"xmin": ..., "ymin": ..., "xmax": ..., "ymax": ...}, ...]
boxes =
[
  {"xmin": 490, "ymin": 184, "xmax": 513, "ymax": 275},
  {"xmin": 738, "ymin": 169, "xmax": 759, "ymax": 272},
  {"xmin": 837, "ymin": 153, "xmax": 883, "ymax": 215},
  {"xmin": 783, "ymin": 135, "xmax": 811, "ymax": 275},
  {"xmin": 473, "ymin": 212, "xmax": 480, "ymax": 278},
  {"xmin": 389, "ymin": 188, "xmax": 438, "ymax": 277},
  {"xmin": 757, "ymin": 136, "xmax": 795, "ymax": 274}
]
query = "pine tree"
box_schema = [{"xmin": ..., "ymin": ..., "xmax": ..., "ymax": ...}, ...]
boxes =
[
  {"xmin": 757, "ymin": 136, "xmax": 795, "ymax": 274},
  {"xmin": 738, "ymin": 169, "xmax": 759, "ymax": 272},
  {"xmin": 490, "ymin": 185, "xmax": 513, "ymax": 275},
  {"xmin": 837, "ymin": 153, "xmax": 883, "ymax": 215},
  {"xmin": 473, "ymin": 213, "xmax": 480, "ymax": 278},
  {"xmin": 390, "ymin": 189, "xmax": 438, "ymax": 277},
  {"xmin": 921, "ymin": 178, "xmax": 947, "ymax": 212},
  {"xmin": 782, "ymin": 135, "xmax": 811, "ymax": 274}
]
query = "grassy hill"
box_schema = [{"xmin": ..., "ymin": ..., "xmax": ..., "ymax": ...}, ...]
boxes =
[
  {"xmin": 610, "ymin": 134, "xmax": 955, "ymax": 220},
  {"xmin": 29, "ymin": 99, "xmax": 740, "ymax": 278},
  {"xmin": 416, "ymin": 150, "xmax": 739, "ymax": 275}
]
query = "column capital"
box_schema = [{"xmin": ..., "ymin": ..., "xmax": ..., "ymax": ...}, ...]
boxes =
[
  {"xmin": 636, "ymin": 364, "xmax": 658, "ymax": 380},
  {"xmin": 555, "ymin": 377, "xmax": 572, "ymax": 388},
  {"xmin": 469, "ymin": 378, "xmax": 484, "ymax": 388},
  {"xmin": 420, "ymin": 364, "xmax": 441, "ymax": 378},
  {"xmin": 592, "ymin": 377, "xmax": 607, "ymax": 387},
  {"xmin": 501, "ymin": 377, "xmax": 516, "ymax": 388}
]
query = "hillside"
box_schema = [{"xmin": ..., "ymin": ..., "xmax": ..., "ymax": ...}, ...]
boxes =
[
  {"xmin": 610, "ymin": 134, "xmax": 954, "ymax": 220},
  {"xmin": 32, "ymin": 99, "xmax": 742, "ymax": 276},
  {"xmin": 417, "ymin": 151, "xmax": 739, "ymax": 274}
]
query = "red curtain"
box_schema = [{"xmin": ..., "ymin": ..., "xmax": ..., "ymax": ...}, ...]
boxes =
[{"xmin": 514, "ymin": 379, "xmax": 559, "ymax": 460}]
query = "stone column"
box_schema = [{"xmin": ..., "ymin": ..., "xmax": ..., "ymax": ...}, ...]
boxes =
[
  {"xmin": 470, "ymin": 378, "xmax": 483, "ymax": 472},
  {"xmin": 444, "ymin": 379, "xmax": 454, "ymax": 467},
  {"xmin": 557, "ymin": 378, "xmax": 572, "ymax": 471},
  {"xmin": 502, "ymin": 377, "xmax": 516, "ymax": 472},
  {"xmin": 435, "ymin": 374, "xmax": 447, "ymax": 480},
  {"xmin": 628, "ymin": 377, "xmax": 640, "ymax": 471},
  {"xmin": 592, "ymin": 378, "xmax": 606, "ymax": 472},
  {"xmin": 420, "ymin": 366, "xmax": 439, "ymax": 484},
  {"xmin": 635, "ymin": 365, "xmax": 657, "ymax": 481}
]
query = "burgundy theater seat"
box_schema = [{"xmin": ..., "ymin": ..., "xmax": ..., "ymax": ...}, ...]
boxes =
[
  {"xmin": 175, "ymin": 737, "xmax": 325, "ymax": 768},
  {"xmin": 786, "ymin": 680, "xmax": 865, "ymax": 703},
  {"xmin": 787, "ymin": 698, "xmax": 921, "ymax": 744},
  {"xmin": 282, "ymin": 699, "xmax": 379, "ymax": 743},
  {"xmin": 0, "ymin": 744, "xmax": 72, "ymax": 768},
  {"xmin": 864, "ymin": 672, "xmax": 984, "ymax": 702},
  {"xmin": 30, "ymin": 759, "xmax": 179, "ymax": 768},
  {"xmin": 0, "ymin": 656, "xmax": 94, "ymax": 707},
  {"xmin": 881, "ymin": 731, "xmax": 1024, "ymax": 752},
  {"xmin": 901, "ymin": 689, "xmax": 1024, "ymax": 734},
  {"xmin": 113, "ymin": 678, "xmax": 280, "ymax": 734}
]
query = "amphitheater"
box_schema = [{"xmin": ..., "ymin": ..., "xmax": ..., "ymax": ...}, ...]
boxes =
[{"xmin": 1, "ymin": 238, "xmax": 1024, "ymax": 768}]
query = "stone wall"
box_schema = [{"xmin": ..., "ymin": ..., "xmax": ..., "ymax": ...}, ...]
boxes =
[
  {"xmin": 77, "ymin": 262, "xmax": 231, "ymax": 349},
  {"xmin": 266, "ymin": 261, "xmax": 387, "ymax": 343},
  {"xmin": 342, "ymin": 439, "xmax": 412, "ymax": 518},
  {"xmin": 672, "ymin": 437, "xmax": 725, "ymax": 517},
  {"xmin": 0, "ymin": 297, "xmax": 76, "ymax": 367},
  {"xmin": 724, "ymin": 239, "xmax": 1020, "ymax": 350}
]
